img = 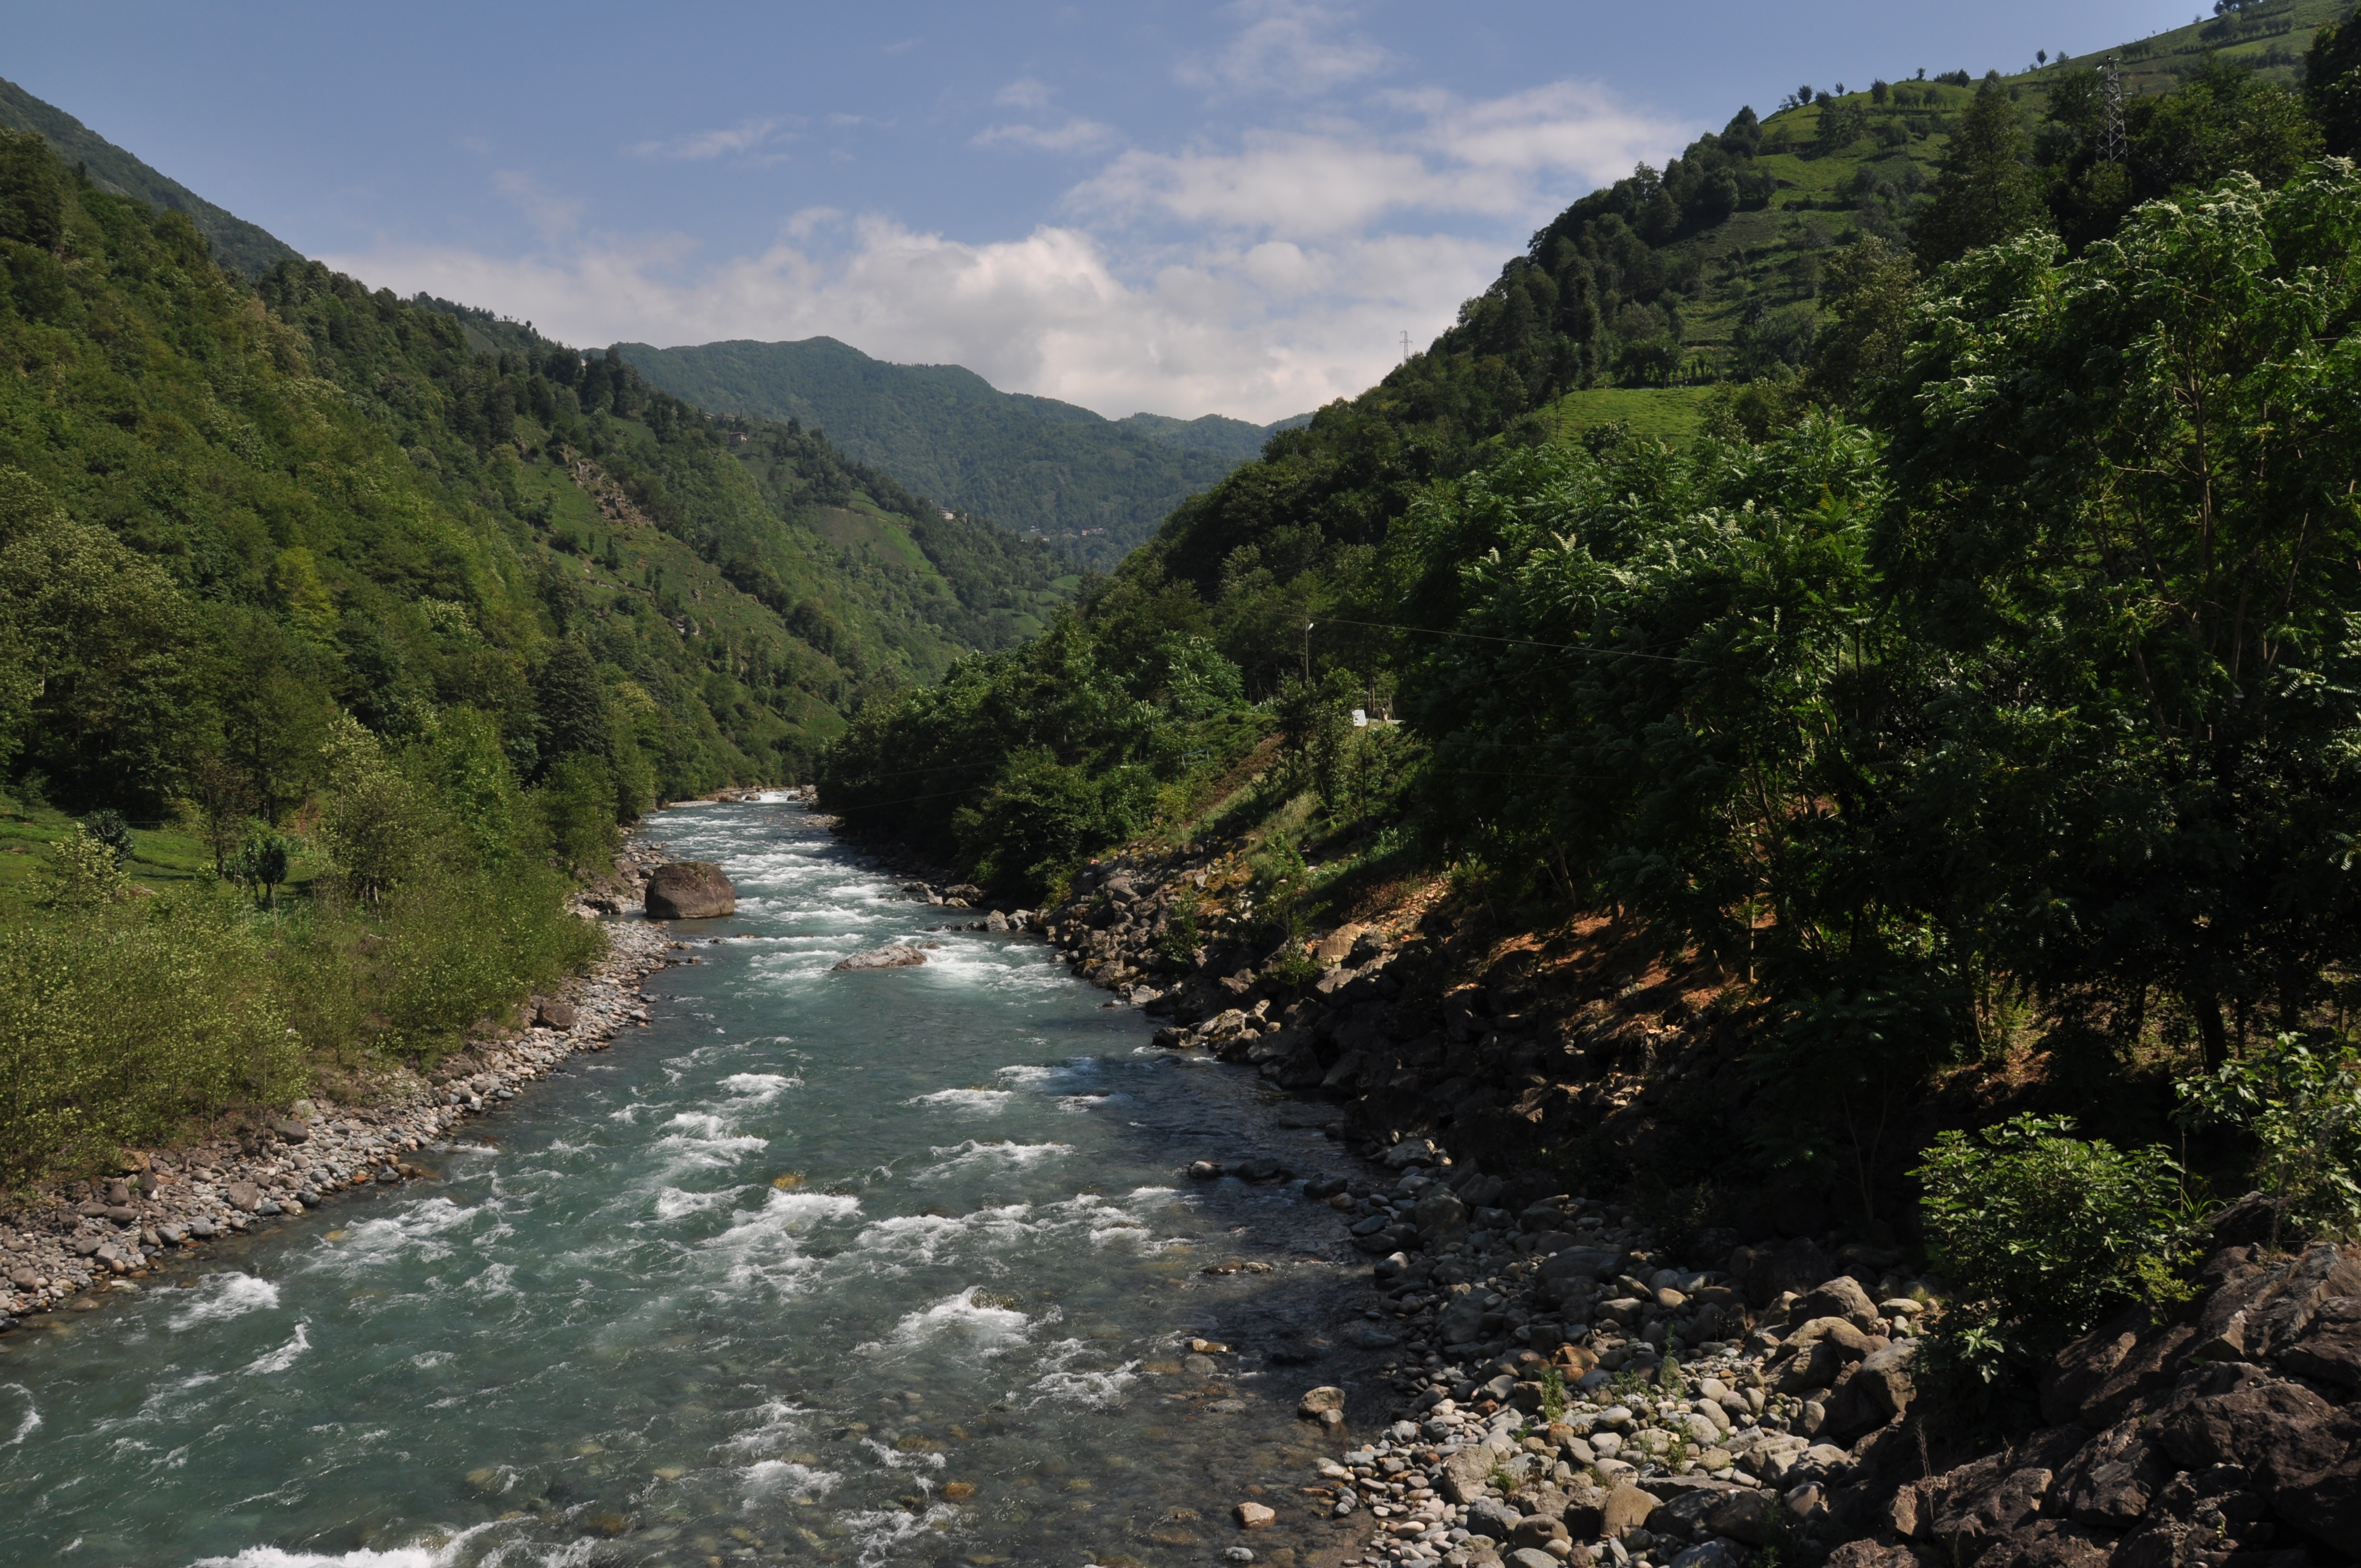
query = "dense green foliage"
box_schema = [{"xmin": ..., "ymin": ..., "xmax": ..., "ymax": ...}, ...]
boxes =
[
  {"xmin": 0, "ymin": 731, "xmax": 603, "ymax": 1183},
  {"xmin": 820, "ymin": 616, "xmax": 1267, "ymax": 896},
  {"xmin": 0, "ymin": 118, "xmax": 1084, "ymax": 1179},
  {"xmin": 0, "ymin": 126, "xmax": 1068, "ymax": 825},
  {"xmin": 1914, "ymin": 1115, "xmax": 2195, "ymax": 1364},
  {"xmin": 621, "ymin": 336, "xmax": 1294, "ymax": 566},
  {"xmin": 2177, "ymin": 1035, "xmax": 2361, "ymax": 1238},
  {"xmin": 823, "ymin": 141, "xmax": 2361, "ymax": 1235},
  {"xmin": 0, "ymin": 73, "xmax": 298, "ymax": 277}
]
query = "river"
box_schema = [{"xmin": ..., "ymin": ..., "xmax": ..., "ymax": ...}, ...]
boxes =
[{"xmin": 0, "ymin": 796, "xmax": 1384, "ymax": 1568}]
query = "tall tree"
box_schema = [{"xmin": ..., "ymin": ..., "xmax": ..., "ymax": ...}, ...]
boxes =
[
  {"xmin": 1807, "ymin": 237, "xmax": 1919, "ymax": 406},
  {"xmin": 2309, "ymin": 15, "xmax": 2361, "ymax": 159},
  {"xmin": 1914, "ymin": 85, "xmax": 2047, "ymax": 265}
]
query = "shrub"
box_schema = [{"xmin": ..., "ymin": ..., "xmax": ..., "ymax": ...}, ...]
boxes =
[
  {"xmin": 2175, "ymin": 1033, "xmax": 2361, "ymax": 1242},
  {"xmin": 34, "ymin": 824, "xmax": 132, "ymax": 911},
  {"xmin": 225, "ymin": 823, "xmax": 295, "ymax": 906},
  {"xmin": 83, "ymin": 809, "xmax": 133, "ymax": 864},
  {"xmin": 1156, "ymin": 899, "xmax": 1203, "ymax": 967},
  {"xmin": 0, "ymin": 892, "xmax": 301, "ymax": 1183},
  {"xmin": 1914, "ymin": 1113, "xmax": 2197, "ymax": 1367}
]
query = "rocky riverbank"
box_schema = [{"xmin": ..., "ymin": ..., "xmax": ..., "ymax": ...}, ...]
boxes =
[
  {"xmin": 879, "ymin": 837, "xmax": 2361, "ymax": 1568},
  {"xmin": 869, "ymin": 844, "xmax": 1959, "ymax": 1567},
  {"xmin": 0, "ymin": 842, "xmax": 687, "ymax": 1337}
]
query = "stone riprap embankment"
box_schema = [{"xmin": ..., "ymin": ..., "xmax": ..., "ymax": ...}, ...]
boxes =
[{"xmin": 0, "ymin": 873, "xmax": 683, "ymax": 1335}]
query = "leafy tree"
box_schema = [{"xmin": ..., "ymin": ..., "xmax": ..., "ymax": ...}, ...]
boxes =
[
  {"xmin": 82, "ymin": 809, "xmax": 133, "ymax": 865},
  {"xmin": 1880, "ymin": 166, "xmax": 2361, "ymax": 1069},
  {"xmin": 2177, "ymin": 1035, "xmax": 2361, "ymax": 1242},
  {"xmin": 0, "ymin": 130, "xmax": 66, "ymax": 249},
  {"xmin": 1913, "ymin": 85, "xmax": 2047, "ymax": 265},
  {"xmin": 185, "ymin": 749, "xmax": 260, "ymax": 876},
  {"xmin": 226, "ymin": 822, "xmax": 294, "ymax": 907},
  {"xmin": 2310, "ymin": 15, "xmax": 2361, "ymax": 159},
  {"xmin": 1806, "ymin": 237, "xmax": 1918, "ymax": 405},
  {"xmin": 532, "ymin": 637, "xmax": 610, "ymax": 769},
  {"xmin": 315, "ymin": 716, "xmax": 436, "ymax": 905},
  {"xmin": 0, "ymin": 473, "xmax": 202, "ymax": 811},
  {"xmin": 954, "ymin": 746, "xmax": 1146, "ymax": 896},
  {"xmin": 538, "ymin": 754, "xmax": 618, "ymax": 875}
]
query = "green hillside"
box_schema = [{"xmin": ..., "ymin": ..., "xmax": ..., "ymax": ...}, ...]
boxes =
[
  {"xmin": 1624, "ymin": 0, "xmax": 2352, "ymax": 375},
  {"xmin": 0, "ymin": 111, "xmax": 1085, "ymax": 1174},
  {"xmin": 618, "ymin": 335, "xmax": 1300, "ymax": 567},
  {"xmin": 819, "ymin": 2, "xmax": 2361, "ymax": 1286},
  {"xmin": 0, "ymin": 73, "xmax": 298, "ymax": 277},
  {"xmin": 0, "ymin": 123, "xmax": 1068, "ymax": 819}
]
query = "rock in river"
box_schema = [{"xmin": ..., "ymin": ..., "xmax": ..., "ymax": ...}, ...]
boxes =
[
  {"xmin": 645, "ymin": 862, "xmax": 737, "ymax": 919},
  {"xmin": 833, "ymin": 945, "xmax": 927, "ymax": 972}
]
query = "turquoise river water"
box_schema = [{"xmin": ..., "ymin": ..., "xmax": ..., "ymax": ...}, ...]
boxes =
[{"xmin": 0, "ymin": 797, "xmax": 1382, "ymax": 1568}]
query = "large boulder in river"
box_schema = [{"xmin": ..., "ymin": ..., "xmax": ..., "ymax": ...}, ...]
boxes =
[
  {"xmin": 645, "ymin": 862, "xmax": 736, "ymax": 919},
  {"xmin": 833, "ymin": 944, "xmax": 927, "ymax": 971}
]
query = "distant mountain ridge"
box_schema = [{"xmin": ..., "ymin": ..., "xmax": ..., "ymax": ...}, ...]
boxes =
[
  {"xmin": 0, "ymin": 74, "xmax": 298, "ymax": 277},
  {"xmin": 619, "ymin": 336, "xmax": 1306, "ymax": 567}
]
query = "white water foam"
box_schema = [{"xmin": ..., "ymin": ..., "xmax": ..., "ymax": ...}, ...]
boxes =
[
  {"xmin": 242, "ymin": 1322, "xmax": 310, "ymax": 1376},
  {"xmin": 720, "ymin": 1071, "xmax": 801, "ymax": 1102},
  {"xmin": 168, "ymin": 1272, "xmax": 280, "ymax": 1330},
  {"xmin": 654, "ymin": 1185, "xmax": 743, "ymax": 1222},
  {"xmin": 915, "ymin": 1139, "xmax": 1071, "ymax": 1179},
  {"xmin": 993, "ymin": 1063, "xmax": 1059, "ymax": 1083},
  {"xmin": 862, "ymin": 1286, "xmax": 1031, "ymax": 1359},
  {"xmin": 852, "ymin": 1204, "xmax": 1036, "ymax": 1267},
  {"xmin": 904, "ymin": 1088, "xmax": 1012, "ymax": 1112},
  {"xmin": 1, "ymin": 1382, "xmax": 37, "ymax": 1447},
  {"xmin": 840, "ymin": 1502, "xmax": 962, "ymax": 1568},
  {"xmin": 302, "ymin": 1198, "xmax": 478, "ymax": 1274},
  {"xmin": 1027, "ymin": 1349, "xmax": 1141, "ymax": 1408},
  {"xmin": 192, "ymin": 1520, "xmax": 591, "ymax": 1567},
  {"xmin": 652, "ymin": 1111, "xmax": 768, "ymax": 1171},
  {"xmin": 701, "ymin": 1188, "xmax": 862, "ymax": 1294},
  {"xmin": 742, "ymin": 1458, "xmax": 841, "ymax": 1502}
]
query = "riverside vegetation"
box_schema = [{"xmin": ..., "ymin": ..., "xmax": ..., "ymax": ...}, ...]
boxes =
[
  {"xmin": 5, "ymin": 7, "xmax": 2361, "ymax": 1556},
  {"xmin": 820, "ymin": 0, "xmax": 2361, "ymax": 1498},
  {"xmin": 0, "ymin": 112, "xmax": 1070, "ymax": 1188}
]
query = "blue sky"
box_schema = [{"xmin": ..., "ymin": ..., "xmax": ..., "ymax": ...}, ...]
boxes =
[{"xmin": 12, "ymin": 2, "xmax": 2202, "ymax": 421}]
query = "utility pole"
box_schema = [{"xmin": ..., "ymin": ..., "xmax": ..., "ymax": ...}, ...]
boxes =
[
  {"xmin": 1399, "ymin": 330, "xmax": 1410, "ymax": 364},
  {"xmin": 1302, "ymin": 622, "xmax": 1314, "ymax": 683},
  {"xmin": 2100, "ymin": 56, "xmax": 2127, "ymax": 162}
]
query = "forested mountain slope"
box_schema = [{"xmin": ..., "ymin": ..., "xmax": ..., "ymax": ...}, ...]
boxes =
[
  {"xmin": 0, "ymin": 125, "xmax": 1067, "ymax": 824},
  {"xmin": 0, "ymin": 73, "xmax": 298, "ymax": 277},
  {"xmin": 0, "ymin": 114, "xmax": 1085, "ymax": 1174},
  {"xmin": 821, "ymin": 3, "xmax": 2361, "ymax": 1280},
  {"xmin": 619, "ymin": 335, "xmax": 1301, "ymax": 567}
]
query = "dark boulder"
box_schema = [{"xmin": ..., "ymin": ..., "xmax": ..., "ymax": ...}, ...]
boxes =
[{"xmin": 645, "ymin": 862, "xmax": 737, "ymax": 919}]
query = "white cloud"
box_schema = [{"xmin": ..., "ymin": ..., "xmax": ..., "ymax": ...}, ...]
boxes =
[
  {"xmin": 322, "ymin": 74, "xmax": 1691, "ymax": 423},
  {"xmin": 1178, "ymin": 0, "xmax": 1391, "ymax": 96},
  {"xmin": 973, "ymin": 117, "xmax": 1121, "ymax": 154},
  {"xmin": 1078, "ymin": 86, "xmax": 1685, "ymax": 237},
  {"xmin": 995, "ymin": 77, "xmax": 1054, "ymax": 110},
  {"xmin": 626, "ymin": 117, "xmax": 794, "ymax": 162},
  {"xmin": 320, "ymin": 218, "xmax": 1497, "ymax": 424}
]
